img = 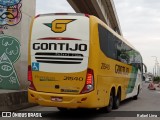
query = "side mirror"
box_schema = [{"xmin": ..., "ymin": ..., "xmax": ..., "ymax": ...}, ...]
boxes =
[
  {"xmin": 143, "ymin": 63, "xmax": 147, "ymax": 73},
  {"xmin": 142, "ymin": 63, "xmax": 147, "ymax": 81}
]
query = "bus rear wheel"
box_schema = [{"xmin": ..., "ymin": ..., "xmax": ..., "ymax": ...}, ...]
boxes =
[
  {"xmin": 100, "ymin": 92, "xmax": 113, "ymax": 113},
  {"xmin": 113, "ymin": 90, "xmax": 121, "ymax": 109}
]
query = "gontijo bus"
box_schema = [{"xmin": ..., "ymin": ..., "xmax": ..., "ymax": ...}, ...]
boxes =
[{"xmin": 28, "ymin": 13, "xmax": 146, "ymax": 112}]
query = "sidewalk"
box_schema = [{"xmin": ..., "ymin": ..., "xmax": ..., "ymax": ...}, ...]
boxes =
[
  {"xmin": 0, "ymin": 90, "xmax": 37, "ymax": 111},
  {"xmin": 155, "ymin": 84, "xmax": 160, "ymax": 91}
]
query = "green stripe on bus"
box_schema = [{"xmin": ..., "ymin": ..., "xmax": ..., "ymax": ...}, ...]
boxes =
[{"xmin": 126, "ymin": 67, "xmax": 138, "ymax": 93}]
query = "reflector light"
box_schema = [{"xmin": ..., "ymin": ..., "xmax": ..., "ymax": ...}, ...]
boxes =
[
  {"xmin": 81, "ymin": 97, "xmax": 87, "ymax": 101},
  {"xmin": 31, "ymin": 94, "xmax": 35, "ymax": 97}
]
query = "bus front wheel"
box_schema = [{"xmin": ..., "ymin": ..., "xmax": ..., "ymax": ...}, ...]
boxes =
[{"xmin": 133, "ymin": 86, "xmax": 140, "ymax": 100}]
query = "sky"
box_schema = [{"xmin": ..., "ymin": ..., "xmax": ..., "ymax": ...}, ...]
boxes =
[{"xmin": 36, "ymin": 0, "xmax": 160, "ymax": 74}]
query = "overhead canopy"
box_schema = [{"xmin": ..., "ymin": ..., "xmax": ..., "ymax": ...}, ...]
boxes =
[{"xmin": 67, "ymin": 0, "xmax": 122, "ymax": 35}]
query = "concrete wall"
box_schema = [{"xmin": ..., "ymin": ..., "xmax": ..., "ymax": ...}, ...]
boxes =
[{"xmin": 0, "ymin": 0, "xmax": 36, "ymax": 90}]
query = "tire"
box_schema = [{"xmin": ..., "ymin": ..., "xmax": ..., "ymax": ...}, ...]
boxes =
[
  {"xmin": 57, "ymin": 107, "xmax": 68, "ymax": 112},
  {"xmin": 100, "ymin": 92, "xmax": 113, "ymax": 113},
  {"xmin": 113, "ymin": 95, "xmax": 120, "ymax": 109},
  {"xmin": 133, "ymin": 86, "xmax": 140, "ymax": 100}
]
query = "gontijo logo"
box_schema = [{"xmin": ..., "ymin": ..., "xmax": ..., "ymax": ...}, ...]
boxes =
[{"xmin": 44, "ymin": 19, "xmax": 76, "ymax": 33}]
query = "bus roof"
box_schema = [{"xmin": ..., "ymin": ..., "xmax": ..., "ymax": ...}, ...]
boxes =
[{"xmin": 34, "ymin": 13, "xmax": 140, "ymax": 54}]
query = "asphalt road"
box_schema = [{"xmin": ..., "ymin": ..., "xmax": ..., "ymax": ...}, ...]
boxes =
[{"xmin": 2, "ymin": 82, "xmax": 160, "ymax": 120}]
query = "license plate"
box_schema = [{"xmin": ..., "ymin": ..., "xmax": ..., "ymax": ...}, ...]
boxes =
[{"xmin": 51, "ymin": 97, "xmax": 63, "ymax": 102}]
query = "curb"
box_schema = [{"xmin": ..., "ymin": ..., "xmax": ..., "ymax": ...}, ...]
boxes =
[{"xmin": 0, "ymin": 90, "xmax": 37, "ymax": 112}]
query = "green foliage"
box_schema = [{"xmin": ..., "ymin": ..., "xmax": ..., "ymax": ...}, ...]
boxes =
[{"xmin": 153, "ymin": 77, "xmax": 160, "ymax": 82}]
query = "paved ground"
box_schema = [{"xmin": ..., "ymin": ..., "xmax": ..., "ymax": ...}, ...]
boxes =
[{"xmin": 1, "ymin": 82, "xmax": 160, "ymax": 120}]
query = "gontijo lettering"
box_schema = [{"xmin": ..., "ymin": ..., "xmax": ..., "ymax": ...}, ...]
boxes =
[
  {"xmin": 115, "ymin": 64, "xmax": 129, "ymax": 75},
  {"xmin": 33, "ymin": 43, "xmax": 87, "ymax": 51}
]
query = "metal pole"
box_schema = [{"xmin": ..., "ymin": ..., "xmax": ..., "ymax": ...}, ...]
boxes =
[
  {"xmin": 152, "ymin": 56, "xmax": 158, "ymax": 77},
  {"xmin": 155, "ymin": 63, "xmax": 157, "ymax": 77},
  {"xmin": 158, "ymin": 63, "xmax": 160, "ymax": 77},
  {"xmin": 159, "ymin": 66, "xmax": 160, "ymax": 77},
  {"xmin": 156, "ymin": 59, "xmax": 159, "ymax": 77}
]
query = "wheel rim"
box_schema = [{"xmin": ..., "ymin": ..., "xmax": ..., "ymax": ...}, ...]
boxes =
[
  {"xmin": 109, "ymin": 95, "xmax": 113, "ymax": 109},
  {"xmin": 116, "ymin": 97, "xmax": 120, "ymax": 106}
]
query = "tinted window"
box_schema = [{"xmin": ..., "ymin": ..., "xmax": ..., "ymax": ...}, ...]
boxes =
[
  {"xmin": 98, "ymin": 24, "xmax": 142, "ymax": 70},
  {"xmin": 98, "ymin": 24, "xmax": 117, "ymax": 59}
]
